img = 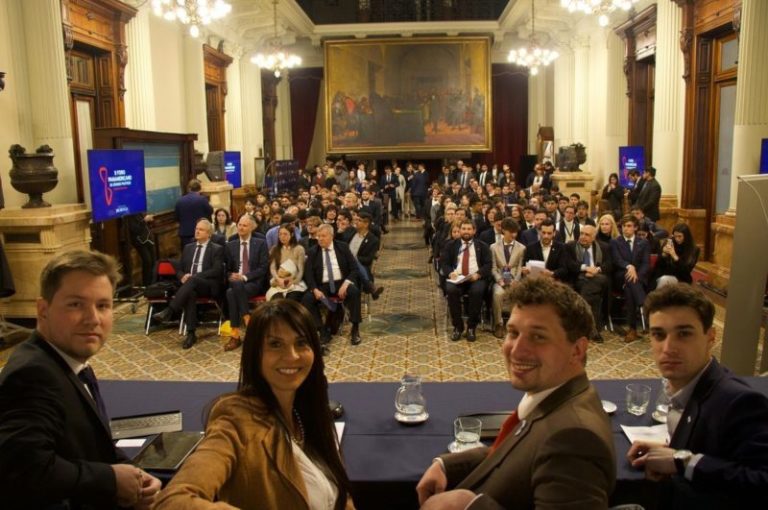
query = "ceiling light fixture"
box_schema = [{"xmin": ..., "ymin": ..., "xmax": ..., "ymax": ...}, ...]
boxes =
[
  {"xmin": 507, "ymin": 0, "xmax": 559, "ymax": 76},
  {"xmin": 560, "ymin": 0, "xmax": 638, "ymax": 27},
  {"xmin": 151, "ymin": 0, "xmax": 232, "ymax": 38},
  {"xmin": 251, "ymin": 0, "xmax": 302, "ymax": 78}
]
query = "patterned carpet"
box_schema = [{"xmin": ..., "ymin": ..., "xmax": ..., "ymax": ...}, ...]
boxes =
[{"xmin": 1, "ymin": 220, "xmax": 735, "ymax": 382}]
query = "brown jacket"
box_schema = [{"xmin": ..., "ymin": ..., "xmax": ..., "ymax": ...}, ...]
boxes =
[
  {"xmin": 153, "ymin": 393, "xmax": 353, "ymax": 510},
  {"xmin": 442, "ymin": 374, "xmax": 616, "ymax": 510}
]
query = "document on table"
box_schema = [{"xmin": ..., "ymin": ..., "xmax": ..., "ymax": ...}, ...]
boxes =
[
  {"xmin": 621, "ymin": 424, "xmax": 670, "ymax": 445},
  {"xmin": 334, "ymin": 422, "xmax": 345, "ymax": 450},
  {"xmin": 116, "ymin": 438, "xmax": 147, "ymax": 448},
  {"xmin": 526, "ymin": 260, "xmax": 546, "ymax": 276}
]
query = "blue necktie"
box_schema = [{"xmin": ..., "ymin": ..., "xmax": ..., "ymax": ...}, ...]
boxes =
[
  {"xmin": 584, "ymin": 248, "xmax": 592, "ymax": 267},
  {"xmin": 324, "ymin": 248, "xmax": 336, "ymax": 294},
  {"xmin": 78, "ymin": 366, "xmax": 108, "ymax": 426}
]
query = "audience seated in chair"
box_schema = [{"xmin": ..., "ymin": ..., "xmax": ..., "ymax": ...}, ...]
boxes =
[
  {"xmin": 521, "ymin": 219, "xmax": 575, "ymax": 285},
  {"xmin": 266, "ymin": 223, "xmax": 307, "ymax": 302},
  {"xmin": 152, "ymin": 219, "xmax": 223, "ymax": 349},
  {"xmin": 490, "ymin": 218, "xmax": 525, "ymax": 338},
  {"xmin": 610, "ymin": 215, "xmax": 650, "ymax": 344},
  {"xmin": 222, "ymin": 214, "xmax": 269, "ymax": 352},
  {"xmin": 654, "ymin": 223, "xmax": 700, "ymax": 289}
]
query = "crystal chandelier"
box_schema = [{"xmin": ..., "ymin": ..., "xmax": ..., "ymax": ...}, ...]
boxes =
[
  {"xmin": 251, "ymin": 0, "xmax": 302, "ymax": 78},
  {"xmin": 508, "ymin": 0, "xmax": 559, "ymax": 76},
  {"xmin": 151, "ymin": 0, "xmax": 232, "ymax": 38},
  {"xmin": 560, "ymin": 0, "xmax": 638, "ymax": 27}
]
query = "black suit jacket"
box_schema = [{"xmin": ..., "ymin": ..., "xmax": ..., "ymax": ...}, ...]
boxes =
[
  {"xmin": 174, "ymin": 192, "xmax": 213, "ymax": 237},
  {"xmin": 379, "ymin": 173, "xmax": 399, "ymax": 196},
  {"xmin": 478, "ymin": 228, "xmax": 502, "ymax": 247},
  {"xmin": 634, "ymin": 178, "xmax": 662, "ymax": 221},
  {"xmin": 518, "ymin": 228, "xmax": 540, "ymax": 247},
  {"xmin": 354, "ymin": 231, "xmax": 380, "ymax": 269},
  {"xmin": 0, "ymin": 333, "xmax": 128, "ymax": 509},
  {"xmin": 360, "ymin": 200, "xmax": 383, "ymax": 227},
  {"xmin": 304, "ymin": 241, "xmax": 360, "ymax": 290},
  {"xmin": 664, "ymin": 358, "xmax": 768, "ymax": 508},
  {"xmin": 225, "ymin": 237, "xmax": 269, "ymax": 288},
  {"xmin": 524, "ymin": 241, "xmax": 574, "ymax": 282},
  {"xmin": 565, "ymin": 240, "xmax": 613, "ymax": 283},
  {"xmin": 610, "ymin": 236, "xmax": 650, "ymax": 283},
  {"xmin": 440, "ymin": 238, "xmax": 492, "ymax": 280},
  {"xmin": 179, "ymin": 241, "xmax": 224, "ymax": 294}
]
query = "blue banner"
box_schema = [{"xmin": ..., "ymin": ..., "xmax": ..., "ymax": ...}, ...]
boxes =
[{"xmin": 618, "ymin": 146, "xmax": 645, "ymax": 189}]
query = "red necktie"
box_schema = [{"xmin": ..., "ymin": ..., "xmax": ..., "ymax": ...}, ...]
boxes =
[
  {"xmin": 488, "ymin": 410, "xmax": 520, "ymax": 453},
  {"xmin": 461, "ymin": 242, "xmax": 470, "ymax": 276}
]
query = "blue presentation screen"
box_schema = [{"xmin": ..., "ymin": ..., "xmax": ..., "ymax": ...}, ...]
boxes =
[
  {"xmin": 224, "ymin": 151, "xmax": 242, "ymax": 188},
  {"xmin": 761, "ymin": 139, "xmax": 768, "ymax": 174},
  {"xmin": 618, "ymin": 146, "xmax": 645, "ymax": 188},
  {"xmin": 87, "ymin": 149, "xmax": 147, "ymax": 222}
]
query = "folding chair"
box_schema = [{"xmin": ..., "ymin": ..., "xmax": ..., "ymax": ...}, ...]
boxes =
[
  {"xmin": 179, "ymin": 297, "xmax": 224, "ymax": 336},
  {"xmin": 144, "ymin": 261, "xmax": 178, "ymax": 335}
]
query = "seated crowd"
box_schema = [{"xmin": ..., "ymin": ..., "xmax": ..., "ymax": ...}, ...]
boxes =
[{"xmin": 426, "ymin": 161, "xmax": 698, "ymax": 344}]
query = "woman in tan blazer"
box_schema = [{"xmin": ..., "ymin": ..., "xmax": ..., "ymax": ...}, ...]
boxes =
[{"xmin": 154, "ymin": 300, "xmax": 353, "ymax": 510}]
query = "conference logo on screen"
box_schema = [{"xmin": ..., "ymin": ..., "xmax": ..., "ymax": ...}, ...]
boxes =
[{"xmin": 87, "ymin": 150, "xmax": 147, "ymax": 222}]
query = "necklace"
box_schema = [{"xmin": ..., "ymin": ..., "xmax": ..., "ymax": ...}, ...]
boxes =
[{"xmin": 292, "ymin": 408, "xmax": 305, "ymax": 447}]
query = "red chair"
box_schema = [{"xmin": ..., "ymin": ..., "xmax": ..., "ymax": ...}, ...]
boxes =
[{"xmin": 144, "ymin": 261, "xmax": 178, "ymax": 335}]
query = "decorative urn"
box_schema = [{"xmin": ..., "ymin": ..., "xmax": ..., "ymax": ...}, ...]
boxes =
[{"xmin": 8, "ymin": 144, "xmax": 59, "ymax": 208}]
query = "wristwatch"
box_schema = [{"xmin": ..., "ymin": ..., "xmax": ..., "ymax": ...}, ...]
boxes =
[{"xmin": 673, "ymin": 449, "xmax": 693, "ymax": 475}]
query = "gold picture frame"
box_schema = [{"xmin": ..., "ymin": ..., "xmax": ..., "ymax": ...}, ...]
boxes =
[{"xmin": 324, "ymin": 36, "xmax": 492, "ymax": 155}]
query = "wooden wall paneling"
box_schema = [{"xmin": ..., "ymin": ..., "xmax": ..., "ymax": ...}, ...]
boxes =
[
  {"xmin": 261, "ymin": 71, "xmax": 279, "ymax": 167},
  {"xmin": 203, "ymin": 45, "xmax": 232, "ymax": 152}
]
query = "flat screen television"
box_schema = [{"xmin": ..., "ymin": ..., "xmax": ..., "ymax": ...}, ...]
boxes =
[
  {"xmin": 761, "ymin": 139, "xmax": 768, "ymax": 174},
  {"xmin": 618, "ymin": 146, "xmax": 645, "ymax": 188},
  {"xmin": 87, "ymin": 149, "xmax": 147, "ymax": 222},
  {"xmin": 224, "ymin": 151, "xmax": 242, "ymax": 188}
]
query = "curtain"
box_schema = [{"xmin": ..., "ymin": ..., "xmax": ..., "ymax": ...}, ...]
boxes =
[
  {"xmin": 477, "ymin": 64, "xmax": 529, "ymax": 178},
  {"xmin": 289, "ymin": 68, "xmax": 324, "ymax": 170}
]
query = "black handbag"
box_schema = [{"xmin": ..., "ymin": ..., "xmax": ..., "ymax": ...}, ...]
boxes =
[{"xmin": 143, "ymin": 280, "xmax": 179, "ymax": 299}]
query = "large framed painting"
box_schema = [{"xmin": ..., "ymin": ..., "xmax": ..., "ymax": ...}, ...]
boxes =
[{"xmin": 324, "ymin": 37, "xmax": 492, "ymax": 155}]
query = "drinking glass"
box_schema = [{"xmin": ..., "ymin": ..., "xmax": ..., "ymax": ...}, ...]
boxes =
[
  {"xmin": 652, "ymin": 379, "xmax": 671, "ymax": 423},
  {"xmin": 626, "ymin": 383, "xmax": 651, "ymax": 416},
  {"xmin": 395, "ymin": 374, "xmax": 428, "ymax": 422},
  {"xmin": 453, "ymin": 417, "xmax": 482, "ymax": 451}
]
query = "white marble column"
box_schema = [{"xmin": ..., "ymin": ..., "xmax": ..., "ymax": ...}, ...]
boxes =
[
  {"xmin": 601, "ymin": 29, "xmax": 629, "ymax": 185},
  {"xmin": 239, "ymin": 58, "xmax": 264, "ymax": 185},
  {"xmin": 183, "ymin": 35, "xmax": 209, "ymax": 155},
  {"xmin": 225, "ymin": 47, "xmax": 244, "ymax": 153},
  {"xmin": 572, "ymin": 35, "xmax": 590, "ymax": 145},
  {"xmin": 553, "ymin": 45, "xmax": 574, "ymax": 149},
  {"xmin": 21, "ymin": 0, "xmax": 77, "ymax": 205},
  {"xmin": 586, "ymin": 30, "xmax": 608, "ymax": 175},
  {"xmin": 652, "ymin": 0, "xmax": 684, "ymax": 202},
  {"xmin": 730, "ymin": 0, "xmax": 768, "ymax": 209},
  {"xmin": 274, "ymin": 75, "xmax": 293, "ymax": 160},
  {"xmin": 527, "ymin": 66, "xmax": 550, "ymax": 154},
  {"xmin": 124, "ymin": 6, "xmax": 157, "ymax": 130}
]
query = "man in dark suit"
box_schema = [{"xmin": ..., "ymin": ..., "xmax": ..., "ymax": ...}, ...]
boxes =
[
  {"xmin": 634, "ymin": 166, "xmax": 662, "ymax": 221},
  {"xmin": 441, "ymin": 219, "xmax": 492, "ymax": 342},
  {"xmin": 477, "ymin": 164, "xmax": 492, "ymax": 188},
  {"xmin": 566, "ymin": 224, "xmax": 612, "ymax": 342},
  {"xmin": 522, "ymin": 219, "xmax": 575, "ymax": 284},
  {"xmin": 628, "ymin": 284, "xmax": 768, "ymax": 509},
  {"xmin": 417, "ymin": 278, "xmax": 615, "ymax": 509},
  {"xmin": 153, "ymin": 219, "xmax": 224, "ymax": 349},
  {"xmin": 360, "ymin": 188, "xmax": 383, "ymax": 231},
  {"xmin": 611, "ymin": 214, "xmax": 650, "ymax": 343},
  {"xmin": 174, "ymin": 179, "xmax": 213, "ymax": 250},
  {"xmin": 410, "ymin": 164, "xmax": 429, "ymax": 219},
  {"xmin": 302, "ymin": 224, "xmax": 363, "ymax": 345},
  {"xmin": 456, "ymin": 163, "xmax": 476, "ymax": 190},
  {"xmin": 555, "ymin": 204, "xmax": 581, "ymax": 244},
  {"xmin": 349, "ymin": 212, "xmax": 384, "ymax": 300},
  {"xmin": 626, "ymin": 169, "xmax": 645, "ymax": 205},
  {"xmin": 0, "ymin": 250, "xmax": 161, "ymax": 509},
  {"xmin": 518, "ymin": 208, "xmax": 549, "ymax": 247},
  {"xmin": 478, "ymin": 210, "xmax": 503, "ymax": 246},
  {"xmin": 222, "ymin": 214, "xmax": 269, "ymax": 352},
  {"xmin": 379, "ymin": 165, "xmax": 399, "ymax": 223},
  {"xmin": 437, "ymin": 165, "xmax": 454, "ymax": 189}
]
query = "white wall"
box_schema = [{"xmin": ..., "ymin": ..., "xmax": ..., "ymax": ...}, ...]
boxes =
[{"xmin": 149, "ymin": 15, "xmax": 188, "ymax": 133}]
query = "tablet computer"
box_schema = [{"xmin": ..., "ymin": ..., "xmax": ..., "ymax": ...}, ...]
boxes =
[{"xmin": 132, "ymin": 431, "xmax": 204, "ymax": 471}]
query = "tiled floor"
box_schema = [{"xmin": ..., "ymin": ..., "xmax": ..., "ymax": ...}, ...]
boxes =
[{"xmin": 1, "ymin": 220, "xmax": 735, "ymax": 382}]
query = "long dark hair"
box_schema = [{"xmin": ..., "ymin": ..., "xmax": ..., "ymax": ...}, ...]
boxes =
[
  {"xmin": 238, "ymin": 300, "xmax": 349, "ymax": 508},
  {"xmin": 268, "ymin": 223, "xmax": 298, "ymax": 267},
  {"xmin": 672, "ymin": 223, "xmax": 696, "ymax": 266}
]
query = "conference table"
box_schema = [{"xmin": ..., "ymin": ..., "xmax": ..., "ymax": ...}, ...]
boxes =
[{"xmin": 102, "ymin": 377, "xmax": 768, "ymax": 509}]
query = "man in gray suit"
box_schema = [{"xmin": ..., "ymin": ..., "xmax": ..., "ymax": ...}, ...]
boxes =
[
  {"xmin": 489, "ymin": 218, "xmax": 525, "ymax": 338},
  {"xmin": 417, "ymin": 277, "xmax": 615, "ymax": 510}
]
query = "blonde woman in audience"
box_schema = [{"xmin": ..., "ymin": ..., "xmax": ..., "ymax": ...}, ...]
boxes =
[
  {"xmin": 154, "ymin": 300, "xmax": 354, "ymax": 510},
  {"xmin": 596, "ymin": 214, "xmax": 619, "ymax": 244},
  {"xmin": 266, "ymin": 224, "xmax": 307, "ymax": 302}
]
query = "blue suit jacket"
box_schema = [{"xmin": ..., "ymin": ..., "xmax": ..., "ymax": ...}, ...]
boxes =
[
  {"xmin": 225, "ymin": 237, "xmax": 269, "ymax": 289},
  {"xmin": 174, "ymin": 192, "xmax": 213, "ymax": 237},
  {"xmin": 664, "ymin": 358, "xmax": 768, "ymax": 507},
  {"xmin": 610, "ymin": 236, "xmax": 650, "ymax": 282}
]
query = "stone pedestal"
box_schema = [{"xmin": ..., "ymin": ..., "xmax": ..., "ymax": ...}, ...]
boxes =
[
  {"xmin": 550, "ymin": 171, "xmax": 596, "ymax": 212},
  {"xmin": 201, "ymin": 181, "xmax": 233, "ymax": 211},
  {"xmin": 0, "ymin": 204, "xmax": 92, "ymax": 318}
]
